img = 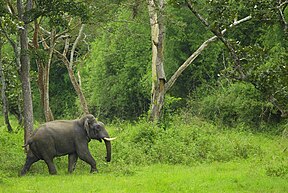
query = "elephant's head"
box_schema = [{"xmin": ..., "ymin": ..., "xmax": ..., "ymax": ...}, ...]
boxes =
[{"xmin": 81, "ymin": 114, "xmax": 115, "ymax": 162}]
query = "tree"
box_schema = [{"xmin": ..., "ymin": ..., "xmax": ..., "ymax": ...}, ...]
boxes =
[
  {"xmin": 0, "ymin": 1, "xmax": 23, "ymax": 125},
  {"xmin": 17, "ymin": 0, "xmax": 34, "ymax": 144},
  {"xmin": 147, "ymin": 0, "xmax": 252, "ymax": 121},
  {"xmin": 30, "ymin": 0, "xmax": 90, "ymax": 115},
  {"xmin": 54, "ymin": 23, "xmax": 89, "ymax": 114},
  {"xmin": 0, "ymin": 37, "xmax": 13, "ymax": 132},
  {"xmin": 1, "ymin": 0, "xmax": 35, "ymax": 143},
  {"xmin": 147, "ymin": 0, "xmax": 166, "ymax": 122},
  {"xmin": 32, "ymin": 19, "xmax": 54, "ymax": 122}
]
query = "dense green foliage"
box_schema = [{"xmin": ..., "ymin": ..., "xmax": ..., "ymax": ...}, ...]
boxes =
[
  {"xmin": 187, "ymin": 82, "xmax": 280, "ymax": 129},
  {"xmin": 83, "ymin": 6, "xmax": 151, "ymax": 120},
  {"xmin": 1, "ymin": 0, "xmax": 287, "ymax": 126}
]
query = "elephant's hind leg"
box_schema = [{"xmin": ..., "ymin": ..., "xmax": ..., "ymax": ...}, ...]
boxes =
[
  {"xmin": 68, "ymin": 153, "xmax": 78, "ymax": 173},
  {"xmin": 20, "ymin": 152, "xmax": 39, "ymax": 176},
  {"xmin": 43, "ymin": 157, "xmax": 57, "ymax": 175}
]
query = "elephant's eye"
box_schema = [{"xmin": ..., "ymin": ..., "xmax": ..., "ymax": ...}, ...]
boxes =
[{"xmin": 95, "ymin": 125, "xmax": 101, "ymax": 131}]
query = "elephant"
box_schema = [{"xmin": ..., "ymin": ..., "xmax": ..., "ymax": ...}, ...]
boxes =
[{"xmin": 20, "ymin": 114, "xmax": 115, "ymax": 176}]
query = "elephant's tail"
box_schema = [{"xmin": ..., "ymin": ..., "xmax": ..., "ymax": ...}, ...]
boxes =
[
  {"xmin": 22, "ymin": 139, "xmax": 32, "ymax": 148},
  {"xmin": 22, "ymin": 144, "xmax": 28, "ymax": 148}
]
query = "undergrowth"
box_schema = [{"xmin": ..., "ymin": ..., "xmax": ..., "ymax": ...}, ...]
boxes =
[{"xmin": 0, "ymin": 115, "xmax": 287, "ymax": 180}]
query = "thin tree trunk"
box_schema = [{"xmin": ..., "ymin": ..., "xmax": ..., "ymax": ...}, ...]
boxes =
[
  {"xmin": 17, "ymin": 0, "xmax": 34, "ymax": 145},
  {"xmin": 34, "ymin": 21, "xmax": 54, "ymax": 121},
  {"xmin": 54, "ymin": 24, "xmax": 89, "ymax": 114},
  {"xmin": 1, "ymin": 2, "xmax": 23, "ymax": 126},
  {"xmin": 0, "ymin": 39, "xmax": 13, "ymax": 132},
  {"xmin": 67, "ymin": 24, "xmax": 89, "ymax": 114},
  {"xmin": 56, "ymin": 55, "xmax": 89, "ymax": 115},
  {"xmin": 43, "ymin": 28, "xmax": 55, "ymax": 121},
  {"xmin": 66, "ymin": 65, "xmax": 89, "ymax": 114},
  {"xmin": 148, "ymin": 0, "xmax": 166, "ymax": 122}
]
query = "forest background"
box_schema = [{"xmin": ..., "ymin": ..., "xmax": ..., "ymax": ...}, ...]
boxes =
[{"xmin": 0, "ymin": 0, "xmax": 287, "ymax": 130}]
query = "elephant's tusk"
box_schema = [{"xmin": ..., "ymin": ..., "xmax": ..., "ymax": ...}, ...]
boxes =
[{"xmin": 103, "ymin": 137, "xmax": 117, "ymax": 141}]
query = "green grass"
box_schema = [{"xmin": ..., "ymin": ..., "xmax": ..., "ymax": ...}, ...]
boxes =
[
  {"xmin": 1, "ymin": 162, "xmax": 288, "ymax": 193},
  {"xmin": 0, "ymin": 116, "xmax": 287, "ymax": 192}
]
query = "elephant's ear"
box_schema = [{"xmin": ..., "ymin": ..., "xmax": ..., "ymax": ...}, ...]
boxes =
[{"xmin": 84, "ymin": 118, "xmax": 90, "ymax": 139}]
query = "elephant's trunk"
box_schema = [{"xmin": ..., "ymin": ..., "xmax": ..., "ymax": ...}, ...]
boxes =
[{"xmin": 104, "ymin": 139, "xmax": 111, "ymax": 162}]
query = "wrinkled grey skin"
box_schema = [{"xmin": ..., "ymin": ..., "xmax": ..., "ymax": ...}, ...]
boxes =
[{"xmin": 20, "ymin": 114, "xmax": 112, "ymax": 176}]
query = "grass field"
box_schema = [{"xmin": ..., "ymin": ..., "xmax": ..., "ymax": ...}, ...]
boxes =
[
  {"xmin": 0, "ymin": 116, "xmax": 287, "ymax": 192},
  {"xmin": 1, "ymin": 162, "xmax": 288, "ymax": 193}
]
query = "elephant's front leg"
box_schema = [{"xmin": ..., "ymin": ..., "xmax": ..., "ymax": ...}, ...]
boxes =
[
  {"xmin": 68, "ymin": 153, "xmax": 78, "ymax": 173},
  {"xmin": 76, "ymin": 144, "xmax": 98, "ymax": 173}
]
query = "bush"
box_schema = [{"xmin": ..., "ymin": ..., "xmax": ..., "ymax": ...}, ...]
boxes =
[
  {"xmin": 107, "ymin": 117, "xmax": 264, "ymax": 167},
  {"xmin": 0, "ymin": 126, "xmax": 25, "ymax": 177},
  {"xmin": 187, "ymin": 82, "xmax": 278, "ymax": 130},
  {"xmin": 265, "ymin": 156, "xmax": 288, "ymax": 177}
]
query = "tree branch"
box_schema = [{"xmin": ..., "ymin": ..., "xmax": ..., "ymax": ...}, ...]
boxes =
[
  {"xmin": 70, "ymin": 24, "xmax": 85, "ymax": 68},
  {"xmin": 278, "ymin": 0, "xmax": 288, "ymax": 8},
  {"xmin": 186, "ymin": 0, "xmax": 245, "ymax": 79},
  {"xmin": 165, "ymin": 15, "xmax": 252, "ymax": 92},
  {"xmin": 278, "ymin": 0, "xmax": 288, "ymax": 32}
]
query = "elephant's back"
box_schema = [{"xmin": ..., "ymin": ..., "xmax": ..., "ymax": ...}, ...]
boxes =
[
  {"xmin": 33, "ymin": 120, "xmax": 77, "ymax": 139},
  {"xmin": 43, "ymin": 120, "xmax": 75, "ymax": 128}
]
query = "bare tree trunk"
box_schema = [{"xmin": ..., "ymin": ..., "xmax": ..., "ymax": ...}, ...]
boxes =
[
  {"xmin": 148, "ymin": 0, "xmax": 166, "ymax": 122},
  {"xmin": 43, "ymin": 28, "xmax": 55, "ymax": 121},
  {"xmin": 0, "ymin": 39, "xmax": 13, "ymax": 132},
  {"xmin": 33, "ymin": 21, "xmax": 54, "ymax": 122},
  {"xmin": 55, "ymin": 24, "xmax": 89, "ymax": 114},
  {"xmin": 67, "ymin": 24, "xmax": 89, "ymax": 114},
  {"xmin": 66, "ymin": 65, "xmax": 89, "ymax": 114},
  {"xmin": 17, "ymin": 0, "xmax": 34, "ymax": 145}
]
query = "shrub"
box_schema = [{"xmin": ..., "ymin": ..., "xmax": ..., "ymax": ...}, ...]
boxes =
[
  {"xmin": 187, "ymin": 82, "xmax": 277, "ymax": 130},
  {"xmin": 265, "ymin": 156, "xmax": 288, "ymax": 177},
  {"xmin": 107, "ymin": 117, "xmax": 263, "ymax": 167}
]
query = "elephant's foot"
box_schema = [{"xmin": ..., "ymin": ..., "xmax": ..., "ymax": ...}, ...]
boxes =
[
  {"xmin": 49, "ymin": 170, "xmax": 57, "ymax": 175},
  {"xmin": 47, "ymin": 163, "xmax": 57, "ymax": 175},
  {"xmin": 90, "ymin": 167, "xmax": 98, "ymax": 173},
  {"xmin": 19, "ymin": 169, "xmax": 27, "ymax": 176}
]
